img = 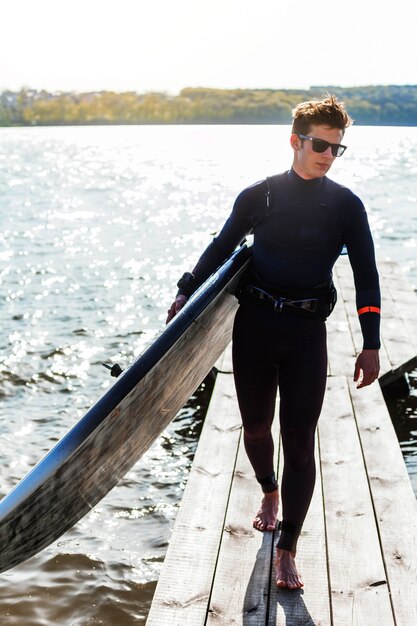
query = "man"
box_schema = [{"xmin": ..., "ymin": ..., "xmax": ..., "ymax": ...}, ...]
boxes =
[{"xmin": 166, "ymin": 95, "xmax": 380, "ymax": 589}]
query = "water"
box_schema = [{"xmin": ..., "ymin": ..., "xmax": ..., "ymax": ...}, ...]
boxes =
[{"xmin": 0, "ymin": 125, "xmax": 416, "ymax": 624}]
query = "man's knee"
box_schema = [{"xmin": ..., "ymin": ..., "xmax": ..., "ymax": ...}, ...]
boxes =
[
  {"xmin": 281, "ymin": 428, "xmax": 315, "ymax": 472},
  {"xmin": 243, "ymin": 424, "xmax": 272, "ymax": 445}
]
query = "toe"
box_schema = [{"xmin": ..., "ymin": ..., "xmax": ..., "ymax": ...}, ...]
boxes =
[{"xmin": 288, "ymin": 577, "xmax": 303, "ymax": 590}]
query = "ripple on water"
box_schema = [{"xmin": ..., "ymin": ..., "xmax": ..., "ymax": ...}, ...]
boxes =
[{"xmin": 0, "ymin": 552, "xmax": 155, "ymax": 626}]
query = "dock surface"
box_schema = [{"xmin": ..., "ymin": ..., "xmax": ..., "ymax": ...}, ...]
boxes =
[{"xmin": 147, "ymin": 258, "xmax": 417, "ymax": 626}]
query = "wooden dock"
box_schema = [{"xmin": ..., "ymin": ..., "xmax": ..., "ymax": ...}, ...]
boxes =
[{"xmin": 147, "ymin": 258, "xmax": 417, "ymax": 626}]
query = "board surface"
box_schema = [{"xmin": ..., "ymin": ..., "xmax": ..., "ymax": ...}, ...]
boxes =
[{"xmin": 0, "ymin": 244, "xmax": 251, "ymax": 573}]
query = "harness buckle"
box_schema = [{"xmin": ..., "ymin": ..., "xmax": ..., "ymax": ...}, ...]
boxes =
[
  {"xmin": 273, "ymin": 297, "xmax": 285, "ymax": 312},
  {"xmin": 244, "ymin": 285, "xmax": 319, "ymax": 315}
]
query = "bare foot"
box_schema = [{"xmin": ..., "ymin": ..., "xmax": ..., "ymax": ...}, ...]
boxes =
[
  {"xmin": 253, "ymin": 490, "xmax": 279, "ymax": 532},
  {"xmin": 275, "ymin": 548, "xmax": 303, "ymax": 590}
]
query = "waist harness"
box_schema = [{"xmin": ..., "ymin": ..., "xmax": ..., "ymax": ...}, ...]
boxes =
[
  {"xmin": 244, "ymin": 285, "xmax": 318, "ymax": 313},
  {"xmin": 238, "ymin": 277, "xmax": 336, "ymax": 320}
]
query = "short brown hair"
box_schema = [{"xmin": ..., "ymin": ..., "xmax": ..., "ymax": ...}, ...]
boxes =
[{"xmin": 291, "ymin": 94, "xmax": 352, "ymax": 135}]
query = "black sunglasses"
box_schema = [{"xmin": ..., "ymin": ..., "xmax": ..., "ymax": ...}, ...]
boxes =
[{"xmin": 297, "ymin": 134, "xmax": 347, "ymax": 157}]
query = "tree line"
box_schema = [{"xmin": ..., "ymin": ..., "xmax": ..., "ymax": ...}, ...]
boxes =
[{"xmin": 1, "ymin": 85, "xmax": 416, "ymax": 126}]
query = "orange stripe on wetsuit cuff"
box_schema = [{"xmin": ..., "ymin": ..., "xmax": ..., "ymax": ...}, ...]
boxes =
[{"xmin": 357, "ymin": 306, "xmax": 381, "ymax": 316}]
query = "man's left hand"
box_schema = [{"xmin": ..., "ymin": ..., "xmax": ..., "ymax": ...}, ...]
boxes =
[{"xmin": 353, "ymin": 349, "xmax": 380, "ymax": 389}]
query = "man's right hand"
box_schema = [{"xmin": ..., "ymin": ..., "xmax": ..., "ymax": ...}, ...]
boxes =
[{"xmin": 166, "ymin": 295, "xmax": 188, "ymax": 324}]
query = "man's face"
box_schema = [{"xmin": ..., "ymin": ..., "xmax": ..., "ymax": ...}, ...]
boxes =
[{"xmin": 290, "ymin": 124, "xmax": 345, "ymax": 180}]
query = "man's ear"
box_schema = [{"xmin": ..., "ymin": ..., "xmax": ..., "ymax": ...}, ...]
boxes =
[{"xmin": 290, "ymin": 133, "xmax": 301, "ymax": 150}]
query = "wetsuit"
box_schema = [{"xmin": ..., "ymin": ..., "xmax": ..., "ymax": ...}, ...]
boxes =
[{"xmin": 179, "ymin": 168, "xmax": 381, "ymax": 553}]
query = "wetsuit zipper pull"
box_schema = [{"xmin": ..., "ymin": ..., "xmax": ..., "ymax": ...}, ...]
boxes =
[{"xmin": 265, "ymin": 176, "xmax": 271, "ymax": 214}]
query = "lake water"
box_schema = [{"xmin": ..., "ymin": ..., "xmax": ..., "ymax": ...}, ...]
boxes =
[{"xmin": 0, "ymin": 125, "xmax": 416, "ymax": 625}]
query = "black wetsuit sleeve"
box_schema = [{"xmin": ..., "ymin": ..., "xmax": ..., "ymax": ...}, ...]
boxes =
[
  {"xmin": 344, "ymin": 194, "xmax": 381, "ymax": 350},
  {"xmin": 177, "ymin": 185, "xmax": 260, "ymax": 295}
]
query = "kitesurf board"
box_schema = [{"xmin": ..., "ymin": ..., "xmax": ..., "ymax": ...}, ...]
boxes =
[{"xmin": 0, "ymin": 243, "xmax": 251, "ymax": 573}]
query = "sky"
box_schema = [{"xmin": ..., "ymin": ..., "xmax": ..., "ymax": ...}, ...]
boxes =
[{"xmin": 1, "ymin": 0, "xmax": 415, "ymax": 94}]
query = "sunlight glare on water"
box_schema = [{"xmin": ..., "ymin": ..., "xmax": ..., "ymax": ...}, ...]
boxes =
[{"xmin": 0, "ymin": 124, "xmax": 416, "ymax": 624}]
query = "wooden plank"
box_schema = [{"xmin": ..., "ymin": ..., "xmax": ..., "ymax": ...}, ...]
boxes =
[
  {"xmin": 334, "ymin": 257, "xmax": 417, "ymax": 384},
  {"xmin": 327, "ymin": 269, "xmax": 356, "ymax": 377},
  {"xmin": 379, "ymin": 261, "xmax": 417, "ymax": 345},
  {"xmin": 146, "ymin": 368, "xmax": 241, "ymax": 626},
  {"xmin": 271, "ymin": 437, "xmax": 332, "ymax": 626},
  {"xmin": 348, "ymin": 379, "xmax": 417, "ymax": 626},
  {"xmin": 319, "ymin": 376, "xmax": 395, "ymax": 625},
  {"xmin": 206, "ymin": 407, "xmax": 279, "ymax": 625},
  {"xmin": 378, "ymin": 261, "xmax": 417, "ymax": 352},
  {"xmin": 334, "ymin": 259, "xmax": 370, "ymax": 357},
  {"xmin": 378, "ymin": 261, "xmax": 417, "ymax": 384},
  {"xmin": 334, "ymin": 258, "xmax": 392, "ymax": 376},
  {"xmin": 377, "ymin": 274, "xmax": 416, "ymax": 373}
]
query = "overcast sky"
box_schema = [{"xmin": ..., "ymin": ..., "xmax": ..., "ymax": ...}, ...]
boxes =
[{"xmin": 1, "ymin": 0, "xmax": 415, "ymax": 93}]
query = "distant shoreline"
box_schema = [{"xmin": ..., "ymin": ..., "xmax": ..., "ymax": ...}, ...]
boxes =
[
  {"xmin": 2, "ymin": 121, "xmax": 417, "ymax": 128},
  {"xmin": 1, "ymin": 85, "xmax": 416, "ymax": 127}
]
